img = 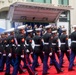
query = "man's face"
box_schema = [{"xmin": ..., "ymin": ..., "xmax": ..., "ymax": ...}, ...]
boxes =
[
  {"xmin": 36, "ymin": 31, "xmax": 41, "ymax": 36},
  {"xmin": 1, "ymin": 34, "xmax": 4, "ymax": 38},
  {"xmin": 63, "ymin": 31, "xmax": 66, "ymax": 34},
  {"xmin": 47, "ymin": 28, "xmax": 51, "ymax": 33},
  {"xmin": 54, "ymin": 33, "xmax": 57, "ymax": 36},
  {"xmin": 5, "ymin": 33, "xmax": 8, "ymax": 37},
  {"xmin": 20, "ymin": 29, "xmax": 25, "ymax": 34},
  {"xmin": 10, "ymin": 32, "xmax": 14, "ymax": 35},
  {"xmin": 30, "ymin": 32, "xmax": 32, "ymax": 36}
]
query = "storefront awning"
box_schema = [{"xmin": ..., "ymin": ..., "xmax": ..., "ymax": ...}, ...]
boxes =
[{"xmin": 7, "ymin": 2, "xmax": 73, "ymax": 23}]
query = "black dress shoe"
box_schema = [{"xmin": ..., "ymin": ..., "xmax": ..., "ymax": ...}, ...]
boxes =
[
  {"xmin": 29, "ymin": 72, "xmax": 38, "ymax": 75},
  {"xmin": 34, "ymin": 72, "xmax": 38, "ymax": 75},
  {"xmin": 42, "ymin": 72, "xmax": 50, "ymax": 75},
  {"xmin": 68, "ymin": 68, "xmax": 75, "ymax": 71},
  {"xmin": 61, "ymin": 65, "xmax": 64, "ymax": 68},
  {"xmin": 36, "ymin": 64, "xmax": 40, "ymax": 68},
  {"xmin": 73, "ymin": 64, "xmax": 76, "ymax": 66},
  {"xmin": 19, "ymin": 69, "xmax": 26, "ymax": 74},
  {"xmin": 23, "ymin": 66, "xmax": 27, "ymax": 68},
  {"xmin": 34, "ymin": 69, "xmax": 38, "ymax": 71},
  {"xmin": 57, "ymin": 69, "xmax": 64, "ymax": 73},
  {"xmin": 50, "ymin": 63, "xmax": 53, "ymax": 66},
  {"xmin": 42, "ymin": 73, "xmax": 47, "ymax": 75},
  {"xmin": 0, "ymin": 70, "xmax": 3, "ymax": 72},
  {"xmin": 47, "ymin": 66, "xmax": 51, "ymax": 70},
  {"xmin": 5, "ymin": 73, "xmax": 11, "ymax": 75}
]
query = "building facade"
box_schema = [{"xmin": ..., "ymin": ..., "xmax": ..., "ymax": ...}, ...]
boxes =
[{"xmin": 0, "ymin": 0, "xmax": 75, "ymax": 32}]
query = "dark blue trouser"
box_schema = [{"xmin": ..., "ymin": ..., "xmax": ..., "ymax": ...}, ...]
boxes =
[
  {"xmin": 32, "ymin": 53, "xmax": 38, "ymax": 71},
  {"xmin": 69, "ymin": 50, "xmax": 76, "ymax": 69},
  {"xmin": 12, "ymin": 55, "xmax": 34, "ymax": 75},
  {"xmin": 39, "ymin": 52, "xmax": 44, "ymax": 63},
  {"xmin": 43, "ymin": 54, "xmax": 49, "ymax": 73},
  {"xmin": 59, "ymin": 51, "xmax": 70, "ymax": 67},
  {"xmin": 5, "ymin": 56, "xmax": 11, "ymax": 74},
  {"xmin": 5, "ymin": 54, "xmax": 17, "ymax": 74},
  {"xmin": 12, "ymin": 56, "xmax": 20, "ymax": 75},
  {"xmin": 11, "ymin": 57, "xmax": 15, "ymax": 66},
  {"xmin": 0, "ymin": 56, "xmax": 6, "ymax": 71},
  {"xmin": 50, "ymin": 52, "xmax": 61, "ymax": 72},
  {"xmin": 22, "ymin": 57, "xmax": 27, "ymax": 68},
  {"xmin": 32, "ymin": 53, "xmax": 43, "ymax": 71},
  {"xmin": 0, "ymin": 54, "xmax": 3, "ymax": 71},
  {"xmin": 43, "ymin": 52, "xmax": 61, "ymax": 73},
  {"xmin": 50, "ymin": 52, "xmax": 60, "ymax": 65},
  {"xmin": 11, "ymin": 55, "xmax": 23, "ymax": 73},
  {"xmin": 26, "ymin": 53, "xmax": 31, "ymax": 64},
  {"xmin": 31, "ymin": 53, "xmax": 40, "ymax": 66}
]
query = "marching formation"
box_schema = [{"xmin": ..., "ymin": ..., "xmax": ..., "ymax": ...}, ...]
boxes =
[{"xmin": 0, "ymin": 24, "xmax": 76, "ymax": 75}]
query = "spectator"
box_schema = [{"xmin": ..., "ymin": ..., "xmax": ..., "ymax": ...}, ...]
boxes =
[{"xmin": 58, "ymin": 26, "xmax": 62, "ymax": 37}]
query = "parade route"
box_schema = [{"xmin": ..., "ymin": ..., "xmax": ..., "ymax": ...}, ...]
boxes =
[{"xmin": 0, "ymin": 54, "xmax": 76, "ymax": 75}]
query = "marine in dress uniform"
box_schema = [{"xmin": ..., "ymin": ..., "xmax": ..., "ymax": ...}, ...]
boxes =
[
  {"xmin": 2, "ymin": 32, "xmax": 11, "ymax": 75},
  {"xmin": 25, "ymin": 29, "xmax": 33, "ymax": 65},
  {"xmin": 0, "ymin": 35, "xmax": 3, "ymax": 68},
  {"xmin": 0, "ymin": 33, "xmax": 5, "ymax": 72},
  {"xmin": 59, "ymin": 28, "xmax": 70, "ymax": 68},
  {"xmin": 12, "ymin": 25, "xmax": 37, "ymax": 75},
  {"xmin": 51, "ymin": 30, "xmax": 60, "ymax": 63},
  {"xmin": 32, "ymin": 28, "xmax": 43, "ymax": 71},
  {"xmin": 68, "ymin": 25, "xmax": 76, "ymax": 71},
  {"xmin": 0, "ymin": 33, "xmax": 6, "ymax": 72},
  {"xmin": 6, "ymin": 28, "xmax": 24, "ymax": 74},
  {"xmin": 8, "ymin": 28, "xmax": 16, "ymax": 67},
  {"xmin": 42, "ymin": 25, "xmax": 63, "ymax": 75}
]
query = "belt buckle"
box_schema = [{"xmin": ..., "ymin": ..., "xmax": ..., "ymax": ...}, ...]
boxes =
[
  {"xmin": 52, "ymin": 43, "xmax": 56, "ymax": 45},
  {"xmin": 35, "ymin": 44, "xmax": 40, "ymax": 46},
  {"xmin": 24, "ymin": 45, "xmax": 25, "ymax": 46},
  {"xmin": 44, "ymin": 43, "xmax": 49, "ymax": 45},
  {"xmin": 12, "ymin": 44, "xmax": 15, "ymax": 46},
  {"xmin": 6, "ymin": 44, "xmax": 9, "ymax": 47},
  {"xmin": 0, "ymin": 52, "xmax": 2, "ymax": 54},
  {"xmin": 18, "ymin": 44, "xmax": 20, "ymax": 46}
]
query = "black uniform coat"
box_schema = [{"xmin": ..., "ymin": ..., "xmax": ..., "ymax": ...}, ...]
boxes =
[
  {"xmin": 70, "ymin": 31, "xmax": 76, "ymax": 51},
  {"xmin": 33, "ymin": 35, "xmax": 43, "ymax": 54},
  {"xmin": 60, "ymin": 34, "xmax": 69, "ymax": 52},
  {"xmin": 2, "ymin": 37, "xmax": 10, "ymax": 54},
  {"xmin": 16, "ymin": 34, "xmax": 26, "ymax": 55},
  {"xmin": 42, "ymin": 33, "xmax": 52, "ymax": 54},
  {"xmin": 52, "ymin": 36, "xmax": 59, "ymax": 52},
  {"xmin": 8, "ymin": 35, "xmax": 16, "ymax": 54},
  {"xmin": 26, "ymin": 36, "xmax": 33, "ymax": 53},
  {"xmin": 0, "ymin": 38, "xmax": 4, "ymax": 57}
]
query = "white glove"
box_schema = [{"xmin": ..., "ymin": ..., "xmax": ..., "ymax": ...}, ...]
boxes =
[
  {"xmin": 21, "ymin": 55, "xmax": 24, "ymax": 58},
  {"xmin": 3, "ymin": 54, "xmax": 6, "ymax": 56},
  {"xmin": 43, "ymin": 51, "xmax": 45, "ymax": 54},
  {"xmin": 26, "ymin": 49, "xmax": 30, "ymax": 53},
  {"xmin": 8, "ymin": 53, "xmax": 12, "ymax": 57},
  {"xmin": 49, "ymin": 52, "xmax": 52, "ymax": 56},
  {"xmin": 67, "ymin": 49, "xmax": 71, "ymax": 53},
  {"xmin": 30, "ymin": 52, "xmax": 33, "ymax": 54},
  {"xmin": 0, "ymin": 52, "xmax": 2, "ymax": 54},
  {"xmin": 57, "ymin": 50, "xmax": 61, "ymax": 53}
]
